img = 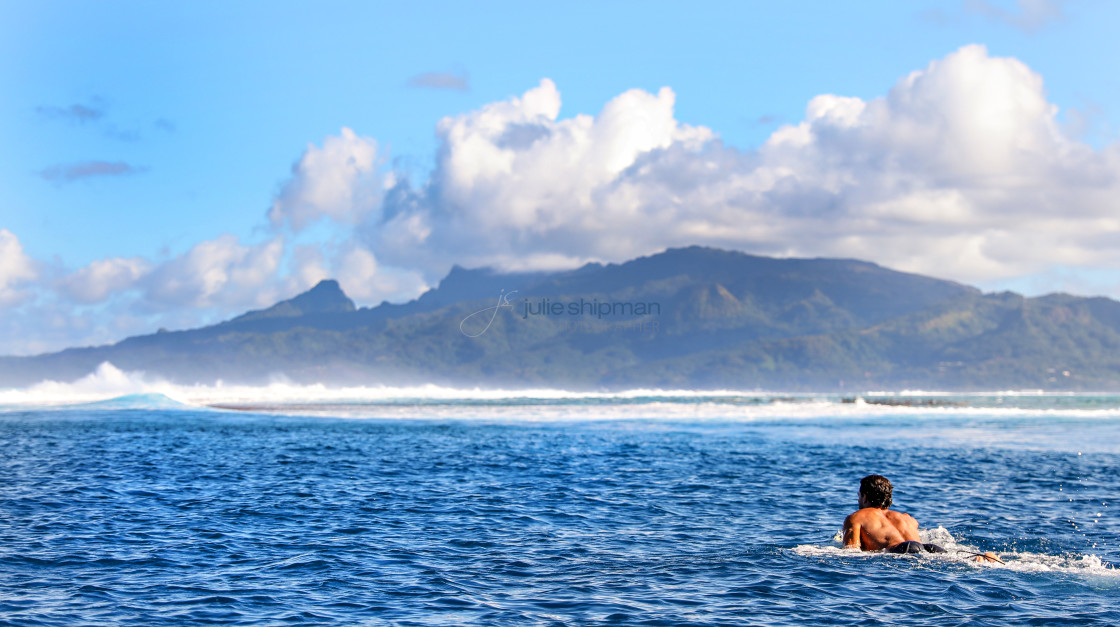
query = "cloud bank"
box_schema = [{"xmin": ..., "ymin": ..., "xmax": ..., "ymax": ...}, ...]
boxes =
[
  {"xmin": 282, "ymin": 44, "xmax": 1119, "ymax": 289},
  {"xmin": 4, "ymin": 44, "xmax": 1120, "ymax": 354}
]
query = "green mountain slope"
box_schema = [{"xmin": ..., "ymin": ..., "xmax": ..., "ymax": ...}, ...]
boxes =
[{"xmin": 2, "ymin": 247, "xmax": 1118, "ymax": 391}]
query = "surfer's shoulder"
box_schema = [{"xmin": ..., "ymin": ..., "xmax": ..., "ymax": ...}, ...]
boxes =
[{"xmin": 846, "ymin": 507, "xmax": 885, "ymax": 528}]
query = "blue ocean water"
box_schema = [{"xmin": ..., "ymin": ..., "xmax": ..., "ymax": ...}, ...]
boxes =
[{"xmin": 1, "ymin": 393, "xmax": 1118, "ymax": 625}]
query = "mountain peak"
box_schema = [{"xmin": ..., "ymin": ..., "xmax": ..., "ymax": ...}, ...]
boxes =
[
  {"xmin": 300, "ymin": 279, "xmax": 351, "ymax": 304},
  {"xmin": 296, "ymin": 279, "xmax": 353, "ymax": 310},
  {"xmin": 232, "ymin": 279, "xmax": 356, "ymax": 323}
]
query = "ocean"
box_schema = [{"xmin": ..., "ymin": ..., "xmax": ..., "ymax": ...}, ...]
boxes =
[{"xmin": 2, "ymin": 372, "xmax": 1118, "ymax": 625}]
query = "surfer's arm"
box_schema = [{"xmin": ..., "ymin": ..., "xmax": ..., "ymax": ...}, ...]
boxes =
[{"xmin": 842, "ymin": 515, "xmax": 861, "ymax": 549}]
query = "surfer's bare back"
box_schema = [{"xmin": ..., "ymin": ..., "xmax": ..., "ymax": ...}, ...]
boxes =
[{"xmin": 844, "ymin": 475, "xmax": 999, "ymax": 562}]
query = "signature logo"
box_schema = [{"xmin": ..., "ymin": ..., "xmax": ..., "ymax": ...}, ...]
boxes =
[{"xmin": 459, "ymin": 289, "xmax": 518, "ymax": 337}]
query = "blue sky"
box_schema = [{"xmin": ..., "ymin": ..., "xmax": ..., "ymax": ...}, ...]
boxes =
[{"xmin": 1, "ymin": 0, "xmax": 1119, "ymax": 355}]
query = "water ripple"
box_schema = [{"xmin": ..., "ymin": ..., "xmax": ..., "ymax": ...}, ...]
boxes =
[{"xmin": 0, "ymin": 409, "xmax": 1117, "ymax": 625}]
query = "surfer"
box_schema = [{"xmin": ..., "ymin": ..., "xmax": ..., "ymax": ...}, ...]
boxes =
[{"xmin": 843, "ymin": 475, "xmax": 1000, "ymax": 562}]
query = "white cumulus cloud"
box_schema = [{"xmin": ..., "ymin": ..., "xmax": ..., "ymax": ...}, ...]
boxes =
[
  {"xmin": 140, "ymin": 235, "xmax": 287, "ymax": 310},
  {"xmin": 332, "ymin": 244, "xmax": 426, "ymax": 303},
  {"xmin": 0, "ymin": 230, "xmax": 39, "ymax": 306},
  {"xmin": 57, "ymin": 256, "xmax": 151, "ymax": 304},
  {"xmin": 345, "ymin": 45, "xmax": 1120, "ymax": 289},
  {"xmin": 370, "ymin": 78, "xmax": 715, "ymax": 275},
  {"xmin": 268, "ymin": 127, "xmax": 393, "ymax": 231}
]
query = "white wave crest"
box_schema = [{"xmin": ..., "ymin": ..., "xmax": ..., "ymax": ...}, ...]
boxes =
[
  {"xmin": 0, "ymin": 362, "xmax": 813, "ymax": 411},
  {"xmin": 4, "ymin": 363, "xmax": 1120, "ymax": 427},
  {"xmin": 0, "ymin": 362, "xmax": 193, "ymax": 406}
]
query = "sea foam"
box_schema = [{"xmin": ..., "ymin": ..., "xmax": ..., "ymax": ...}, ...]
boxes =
[{"xmin": 794, "ymin": 527, "xmax": 1119, "ymax": 577}]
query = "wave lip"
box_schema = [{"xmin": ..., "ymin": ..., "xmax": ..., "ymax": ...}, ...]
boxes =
[{"xmin": 73, "ymin": 392, "xmax": 195, "ymax": 411}]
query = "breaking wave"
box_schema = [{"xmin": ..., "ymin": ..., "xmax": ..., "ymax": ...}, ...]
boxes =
[{"xmin": 4, "ymin": 362, "xmax": 1120, "ymax": 426}]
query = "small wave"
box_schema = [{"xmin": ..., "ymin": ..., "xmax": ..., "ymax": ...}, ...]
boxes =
[
  {"xmin": 795, "ymin": 527, "xmax": 1118, "ymax": 577},
  {"xmin": 0, "ymin": 363, "xmax": 196, "ymax": 408},
  {"xmin": 75, "ymin": 393, "xmax": 195, "ymax": 411}
]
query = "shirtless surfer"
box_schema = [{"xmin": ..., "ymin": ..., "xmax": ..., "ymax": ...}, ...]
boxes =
[{"xmin": 843, "ymin": 475, "xmax": 999, "ymax": 563}]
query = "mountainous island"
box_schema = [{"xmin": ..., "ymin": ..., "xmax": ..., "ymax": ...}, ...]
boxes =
[{"xmin": 3, "ymin": 246, "xmax": 1120, "ymax": 391}]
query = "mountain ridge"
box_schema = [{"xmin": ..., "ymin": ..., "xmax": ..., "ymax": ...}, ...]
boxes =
[{"xmin": 1, "ymin": 246, "xmax": 1118, "ymax": 391}]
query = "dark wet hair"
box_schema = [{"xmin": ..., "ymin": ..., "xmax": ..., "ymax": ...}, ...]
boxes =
[{"xmin": 860, "ymin": 475, "xmax": 893, "ymax": 508}]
